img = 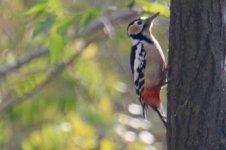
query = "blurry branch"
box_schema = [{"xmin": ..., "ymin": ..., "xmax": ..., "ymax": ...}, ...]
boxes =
[
  {"xmin": 0, "ymin": 9, "xmax": 143, "ymax": 79},
  {"xmin": 0, "ymin": 41, "xmax": 91, "ymax": 113},
  {"xmin": 0, "ymin": 8, "xmax": 144, "ymax": 113},
  {"xmin": 0, "ymin": 48, "xmax": 49, "ymax": 78}
]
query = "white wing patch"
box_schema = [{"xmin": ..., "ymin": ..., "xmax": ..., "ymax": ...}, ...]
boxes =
[
  {"xmin": 133, "ymin": 43, "xmax": 146, "ymax": 97},
  {"xmin": 133, "ymin": 44, "xmax": 141, "ymax": 82},
  {"xmin": 133, "ymin": 44, "xmax": 145, "ymax": 82}
]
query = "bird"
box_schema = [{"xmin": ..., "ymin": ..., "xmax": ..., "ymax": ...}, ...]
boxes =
[{"xmin": 127, "ymin": 12, "xmax": 167, "ymax": 127}]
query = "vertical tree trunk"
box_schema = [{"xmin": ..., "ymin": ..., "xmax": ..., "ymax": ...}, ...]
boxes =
[{"xmin": 167, "ymin": 0, "xmax": 226, "ymax": 150}]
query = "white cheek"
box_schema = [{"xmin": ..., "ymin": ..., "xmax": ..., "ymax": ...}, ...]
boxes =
[{"xmin": 131, "ymin": 39, "xmax": 139, "ymax": 45}]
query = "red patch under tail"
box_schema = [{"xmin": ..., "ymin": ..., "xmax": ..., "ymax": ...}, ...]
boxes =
[
  {"xmin": 143, "ymin": 87, "xmax": 167, "ymax": 127},
  {"xmin": 143, "ymin": 87, "xmax": 161, "ymax": 109}
]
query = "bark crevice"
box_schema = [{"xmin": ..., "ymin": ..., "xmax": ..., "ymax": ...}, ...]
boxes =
[{"xmin": 168, "ymin": 0, "xmax": 226, "ymax": 150}]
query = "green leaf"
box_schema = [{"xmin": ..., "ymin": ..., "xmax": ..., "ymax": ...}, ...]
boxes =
[
  {"xmin": 137, "ymin": 0, "xmax": 170, "ymax": 17},
  {"xmin": 80, "ymin": 8, "xmax": 100, "ymax": 27},
  {"xmin": 49, "ymin": 36, "xmax": 64, "ymax": 64},
  {"xmin": 33, "ymin": 15, "xmax": 56, "ymax": 37},
  {"xmin": 49, "ymin": 32, "xmax": 65, "ymax": 64},
  {"xmin": 48, "ymin": 16, "xmax": 75, "ymax": 64},
  {"xmin": 24, "ymin": 3, "xmax": 46, "ymax": 16},
  {"xmin": 57, "ymin": 16, "xmax": 75, "ymax": 35}
]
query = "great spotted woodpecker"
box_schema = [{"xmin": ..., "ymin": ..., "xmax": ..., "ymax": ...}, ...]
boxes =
[{"xmin": 127, "ymin": 12, "xmax": 167, "ymax": 127}]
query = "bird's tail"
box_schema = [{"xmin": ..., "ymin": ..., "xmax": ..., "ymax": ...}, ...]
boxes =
[
  {"xmin": 153, "ymin": 107, "xmax": 167, "ymax": 128},
  {"xmin": 142, "ymin": 104, "xmax": 147, "ymax": 120}
]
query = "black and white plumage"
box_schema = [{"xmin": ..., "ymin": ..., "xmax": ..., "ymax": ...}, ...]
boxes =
[{"xmin": 130, "ymin": 42, "xmax": 147, "ymax": 117}]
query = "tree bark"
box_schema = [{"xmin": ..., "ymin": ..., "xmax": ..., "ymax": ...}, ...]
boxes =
[{"xmin": 167, "ymin": 0, "xmax": 226, "ymax": 150}]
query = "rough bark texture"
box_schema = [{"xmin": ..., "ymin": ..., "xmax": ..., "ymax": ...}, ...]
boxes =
[{"xmin": 168, "ymin": 0, "xmax": 226, "ymax": 150}]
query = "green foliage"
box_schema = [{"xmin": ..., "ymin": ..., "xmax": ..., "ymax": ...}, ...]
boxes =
[
  {"xmin": 0, "ymin": 121, "xmax": 10, "ymax": 145},
  {"xmin": 22, "ymin": 114, "xmax": 97, "ymax": 150},
  {"xmin": 79, "ymin": 8, "xmax": 100, "ymax": 27},
  {"xmin": 100, "ymin": 139, "xmax": 115, "ymax": 150},
  {"xmin": 137, "ymin": 0, "xmax": 170, "ymax": 16},
  {"xmin": 0, "ymin": 0, "xmax": 169, "ymax": 149},
  {"xmin": 33, "ymin": 15, "xmax": 56, "ymax": 37},
  {"xmin": 24, "ymin": 3, "xmax": 47, "ymax": 16},
  {"xmin": 49, "ymin": 25, "xmax": 65, "ymax": 64}
]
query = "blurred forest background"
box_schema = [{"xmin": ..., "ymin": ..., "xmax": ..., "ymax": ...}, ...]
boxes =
[{"xmin": 0, "ymin": 0, "xmax": 169, "ymax": 149}]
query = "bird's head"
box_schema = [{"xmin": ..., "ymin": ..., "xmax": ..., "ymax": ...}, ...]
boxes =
[{"xmin": 127, "ymin": 12, "xmax": 159, "ymax": 39}]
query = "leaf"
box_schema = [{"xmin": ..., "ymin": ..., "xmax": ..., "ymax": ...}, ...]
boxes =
[
  {"xmin": 46, "ymin": 0, "xmax": 64, "ymax": 17},
  {"xmin": 79, "ymin": 8, "xmax": 100, "ymax": 27},
  {"xmin": 57, "ymin": 16, "xmax": 75, "ymax": 35},
  {"xmin": 49, "ymin": 31, "xmax": 65, "ymax": 64},
  {"xmin": 48, "ymin": 16, "xmax": 75, "ymax": 64},
  {"xmin": 33, "ymin": 15, "xmax": 56, "ymax": 37},
  {"xmin": 137, "ymin": 0, "xmax": 170, "ymax": 17},
  {"xmin": 24, "ymin": 3, "xmax": 46, "ymax": 16}
]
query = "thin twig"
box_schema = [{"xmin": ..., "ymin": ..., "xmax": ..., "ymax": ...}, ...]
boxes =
[{"xmin": 0, "ymin": 48, "xmax": 49, "ymax": 78}]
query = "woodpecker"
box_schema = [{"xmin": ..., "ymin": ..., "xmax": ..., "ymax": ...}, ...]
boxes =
[{"xmin": 127, "ymin": 12, "xmax": 167, "ymax": 127}]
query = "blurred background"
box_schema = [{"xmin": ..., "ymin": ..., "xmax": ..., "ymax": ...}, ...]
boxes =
[{"xmin": 0, "ymin": 0, "xmax": 169, "ymax": 149}]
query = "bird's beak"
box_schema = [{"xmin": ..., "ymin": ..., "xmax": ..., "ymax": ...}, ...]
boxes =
[{"xmin": 144, "ymin": 12, "xmax": 160, "ymax": 26}]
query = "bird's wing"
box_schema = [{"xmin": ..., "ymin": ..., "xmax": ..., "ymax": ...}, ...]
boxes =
[
  {"xmin": 130, "ymin": 43, "xmax": 146, "ymax": 97},
  {"xmin": 130, "ymin": 43, "xmax": 147, "ymax": 118}
]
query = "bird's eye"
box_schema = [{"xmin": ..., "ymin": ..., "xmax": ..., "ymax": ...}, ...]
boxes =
[{"xmin": 137, "ymin": 20, "xmax": 142, "ymax": 25}]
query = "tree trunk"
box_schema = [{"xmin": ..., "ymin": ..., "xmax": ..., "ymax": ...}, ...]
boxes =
[{"xmin": 167, "ymin": 0, "xmax": 226, "ymax": 150}]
